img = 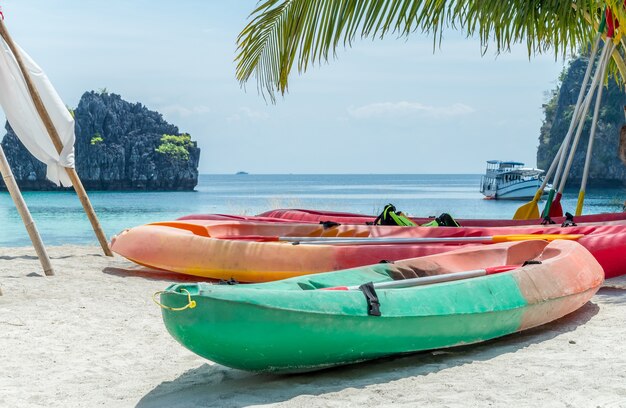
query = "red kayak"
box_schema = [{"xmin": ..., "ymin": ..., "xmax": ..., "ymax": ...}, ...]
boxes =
[{"xmin": 250, "ymin": 208, "xmax": 626, "ymax": 227}]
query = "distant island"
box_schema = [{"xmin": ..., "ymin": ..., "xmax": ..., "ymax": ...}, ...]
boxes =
[
  {"xmin": 0, "ymin": 90, "xmax": 200, "ymax": 191},
  {"xmin": 236, "ymin": 171, "xmax": 249, "ymax": 175}
]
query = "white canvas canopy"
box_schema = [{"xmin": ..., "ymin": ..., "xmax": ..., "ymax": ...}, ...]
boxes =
[
  {"xmin": 0, "ymin": 38, "xmax": 75, "ymax": 186},
  {"xmin": 0, "ymin": 17, "xmax": 112, "ymax": 278}
]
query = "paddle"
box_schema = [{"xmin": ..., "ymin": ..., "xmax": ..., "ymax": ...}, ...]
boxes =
[
  {"xmin": 537, "ymin": 33, "xmax": 605, "ymax": 219},
  {"xmin": 514, "ymin": 33, "xmax": 603, "ymax": 220},
  {"xmin": 548, "ymin": 40, "xmax": 613, "ymax": 217},
  {"xmin": 575, "ymin": 42, "xmax": 613, "ymax": 216},
  {"xmin": 549, "ymin": 14, "xmax": 617, "ymax": 218},
  {"xmin": 551, "ymin": 45, "xmax": 614, "ymax": 217},
  {"xmin": 322, "ymin": 265, "xmax": 520, "ymax": 291},
  {"xmin": 214, "ymin": 233, "xmax": 583, "ymax": 245},
  {"xmin": 289, "ymin": 234, "xmax": 582, "ymax": 245},
  {"xmin": 513, "ymin": 142, "xmax": 564, "ymax": 220}
]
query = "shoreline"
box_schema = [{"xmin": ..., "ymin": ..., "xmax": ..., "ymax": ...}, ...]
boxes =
[{"xmin": 2, "ymin": 245, "xmax": 626, "ymax": 407}]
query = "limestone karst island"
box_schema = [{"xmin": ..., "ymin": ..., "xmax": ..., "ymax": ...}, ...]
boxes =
[{"xmin": 1, "ymin": 91, "xmax": 200, "ymax": 191}]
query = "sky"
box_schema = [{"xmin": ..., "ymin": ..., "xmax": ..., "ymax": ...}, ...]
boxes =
[{"xmin": 0, "ymin": 0, "xmax": 568, "ymax": 174}]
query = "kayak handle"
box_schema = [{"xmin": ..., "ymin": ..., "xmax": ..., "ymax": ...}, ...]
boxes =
[{"xmin": 152, "ymin": 288, "xmax": 197, "ymax": 311}]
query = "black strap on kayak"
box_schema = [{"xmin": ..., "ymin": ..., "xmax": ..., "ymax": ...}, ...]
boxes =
[
  {"xmin": 320, "ymin": 221, "xmax": 341, "ymax": 229},
  {"xmin": 541, "ymin": 216, "xmax": 556, "ymax": 225},
  {"xmin": 561, "ymin": 212, "xmax": 577, "ymax": 227},
  {"xmin": 435, "ymin": 213, "xmax": 461, "ymax": 227},
  {"xmin": 358, "ymin": 282, "xmax": 381, "ymax": 316},
  {"xmin": 522, "ymin": 260, "xmax": 542, "ymax": 266}
]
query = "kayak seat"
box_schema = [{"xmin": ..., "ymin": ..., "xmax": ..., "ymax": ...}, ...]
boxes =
[
  {"xmin": 385, "ymin": 260, "xmax": 443, "ymax": 280},
  {"xmin": 384, "ymin": 240, "xmax": 550, "ymax": 281}
]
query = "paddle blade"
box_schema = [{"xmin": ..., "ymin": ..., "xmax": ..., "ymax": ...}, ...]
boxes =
[
  {"xmin": 548, "ymin": 193, "xmax": 564, "ymax": 218},
  {"xmin": 541, "ymin": 189, "xmax": 556, "ymax": 218},
  {"xmin": 492, "ymin": 234, "xmax": 583, "ymax": 243},
  {"xmin": 512, "ymin": 200, "xmax": 539, "ymax": 220},
  {"xmin": 575, "ymin": 191, "xmax": 585, "ymax": 216},
  {"xmin": 513, "ymin": 190, "xmax": 542, "ymax": 220}
]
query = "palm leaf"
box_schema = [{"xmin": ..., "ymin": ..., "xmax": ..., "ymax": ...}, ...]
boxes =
[{"xmin": 236, "ymin": 0, "xmax": 626, "ymax": 101}]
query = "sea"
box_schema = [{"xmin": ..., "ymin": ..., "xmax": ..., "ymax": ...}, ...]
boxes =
[{"xmin": 1, "ymin": 174, "xmax": 624, "ymax": 246}]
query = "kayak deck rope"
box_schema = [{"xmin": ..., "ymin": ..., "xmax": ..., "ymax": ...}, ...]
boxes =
[{"xmin": 152, "ymin": 288, "xmax": 197, "ymax": 311}]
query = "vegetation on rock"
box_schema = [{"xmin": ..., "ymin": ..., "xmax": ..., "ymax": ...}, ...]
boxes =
[
  {"xmin": 155, "ymin": 133, "xmax": 192, "ymax": 161},
  {"xmin": 90, "ymin": 133, "xmax": 104, "ymax": 145}
]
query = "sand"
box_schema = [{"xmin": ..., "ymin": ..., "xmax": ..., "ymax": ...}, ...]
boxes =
[{"xmin": 1, "ymin": 245, "xmax": 626, "ymax": 408}]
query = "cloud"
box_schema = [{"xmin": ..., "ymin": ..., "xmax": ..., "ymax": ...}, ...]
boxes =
[
  {"xmin": 227, "ymin": 106, "xmax": 269, "ymax": 122},
  {"xmin": 347, "ymin": 101, "xmax": 475, "ymax": 119},
  {"xmin": 158, "ymin": 105, "xmax": 212, "ymax": 118}
]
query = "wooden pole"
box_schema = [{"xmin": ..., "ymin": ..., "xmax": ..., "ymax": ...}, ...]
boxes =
[
  {"xmin": 620, "ymin": 106, "xmax": 626, "ymax": 165},
  {"xmin": 0, "ymin": 19, "xmax": 112, "ymax": 256},
  {"xmin": 0, "ymin": 144, "xmax": 54, "ymax": 275}
]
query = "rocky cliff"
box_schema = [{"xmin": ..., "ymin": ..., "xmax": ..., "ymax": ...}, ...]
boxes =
[
  {"xmin": 538, "ymin": 55, "xmax": 626, "ymax": 186},
  {"xmin": 0, "ymin": 91, "xmax": 200, "ymax": 191}
]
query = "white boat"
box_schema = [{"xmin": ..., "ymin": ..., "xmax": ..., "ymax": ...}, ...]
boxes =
[{"xmin": 479, "ymin": 160, "xmax": 548, "ymax": 200}]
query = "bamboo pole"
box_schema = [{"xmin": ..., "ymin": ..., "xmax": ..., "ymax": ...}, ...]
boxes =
[
  {"xmin": 559, "ymin": 42, "xmax": 614, "ymax": 196},
  {"xmin": 551, "ymin": 35, "xmax": 604, "ymax": 197},
  {"xmin": 575, "ymin": 50, "xmax": 610, "ymax": 216},
  {"xmin": 0, "ymin": 144, "xmax": 54, "ymax": 275},
  {"xmin": 0, "ymin": 19, "xmax": 112, "ymax": 256}
]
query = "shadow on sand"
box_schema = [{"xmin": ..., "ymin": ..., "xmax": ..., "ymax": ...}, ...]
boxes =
[
  {"xmin": 103, "ymin": 267, "xmax": 216, "ymax": 283},
  {"xmin": 0, "ymin": 253, "xmax": 102, "ymax": 261},
  {"xmin": 136, "ymin": 301, "xmax": 600, "ymax": 408},
  {"xmin": 0, "ymin": 255, "xmax": 40, "ymax": 261},
  {"xmin": 594, "ymin": 284, "xmax": 626, "ymax": 305}
]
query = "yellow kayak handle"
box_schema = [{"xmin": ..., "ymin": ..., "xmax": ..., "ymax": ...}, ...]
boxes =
[{"xmin": 153, "ymin": 288, "xmax": 197, "ymax": 311}]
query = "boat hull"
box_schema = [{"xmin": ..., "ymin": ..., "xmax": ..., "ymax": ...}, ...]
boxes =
[
  {"xmin": 159, "ymin": 240, "xmax": 603, "ymax": 372},
  {"xmin": 481, "ymin": 178, "xmax": 544, "ymax": 200}
]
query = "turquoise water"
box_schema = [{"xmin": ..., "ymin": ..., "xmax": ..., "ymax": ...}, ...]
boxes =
[{"xmin": 1, "ymin": 174, "xmax": 624, "ymax": 246}]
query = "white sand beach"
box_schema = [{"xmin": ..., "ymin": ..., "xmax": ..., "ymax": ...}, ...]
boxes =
[{"xmin": 2, "ymin": 245, "xmax": 626, "ymax": 408}]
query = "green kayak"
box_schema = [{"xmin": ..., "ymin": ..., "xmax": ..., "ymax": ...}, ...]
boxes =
[{"xmin": 158, "ymin": 239, "xmax": 602, "ymax": 372}]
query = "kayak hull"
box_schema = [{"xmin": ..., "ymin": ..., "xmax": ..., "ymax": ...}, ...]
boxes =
[
  {"xmin": 111, "ymin": 220, "xmax": 626, "ymax": 280},
  {"xmin": 159, "ymin": 240, "xmax": 603, "ymax": 372}
]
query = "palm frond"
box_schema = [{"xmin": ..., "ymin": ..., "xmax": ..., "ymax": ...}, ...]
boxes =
[{"xmin": 236, "ymin": 0, "xmax": 626, "ymax": 101}]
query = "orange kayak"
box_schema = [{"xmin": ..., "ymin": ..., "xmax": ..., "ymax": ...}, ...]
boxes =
[{"xmin": 111, "ymin": 219, "xmax": 626, "ymax": 281}]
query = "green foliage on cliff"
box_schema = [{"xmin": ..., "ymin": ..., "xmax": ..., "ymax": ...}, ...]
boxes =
[
  {"xmin": 90, "ymin": 132, "xmax": 104, "ymax": 145},
  {"xmin": 155, "ymin": 133, "xmax": 192, "ymax": 161}
]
